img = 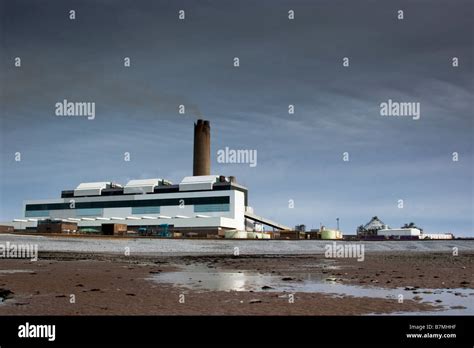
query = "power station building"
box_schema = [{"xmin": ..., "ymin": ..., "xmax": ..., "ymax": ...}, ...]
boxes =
[{"xmin": 6, "ymin": 120, "xmax": 289, "ymax": 237}]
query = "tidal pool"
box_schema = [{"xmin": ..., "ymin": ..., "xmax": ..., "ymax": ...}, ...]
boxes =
[{"xmin": 148, "ymin": 264, "xmax": 474, "ymax": 315}]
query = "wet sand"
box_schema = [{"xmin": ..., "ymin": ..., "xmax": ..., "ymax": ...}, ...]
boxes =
[{"xmin": 0, "ymin": 251, "xmax": 472, "ymax": 315}]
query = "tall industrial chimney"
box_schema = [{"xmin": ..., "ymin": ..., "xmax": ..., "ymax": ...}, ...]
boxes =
[{"xmin": 193, "ymin": 119, "xmax": 210, "ymax": 176}]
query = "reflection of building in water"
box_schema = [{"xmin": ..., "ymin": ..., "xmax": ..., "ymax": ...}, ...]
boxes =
[{"xmin": 154, "ymin": 266, "xmax": 274, "ymax": 292}]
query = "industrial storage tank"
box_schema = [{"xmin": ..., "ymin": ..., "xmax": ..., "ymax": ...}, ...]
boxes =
[{"xmin": 321, "ymin": 229, "xmax": 342, "ymax": 240}]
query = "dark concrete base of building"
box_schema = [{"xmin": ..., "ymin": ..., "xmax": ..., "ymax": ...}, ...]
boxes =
[
  {"xmin": 102, "ymin": 223, "xmax": 127, "ymax": 236},
  {"xmin": 125, "ymin": 225, "xmax": 230, "ymax": 238},
  {"xmin": 37, "ymin": 220, "xmax": 78, "ymax": 234}
]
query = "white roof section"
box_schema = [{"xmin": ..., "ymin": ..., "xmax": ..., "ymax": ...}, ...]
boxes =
[
  {"xmin": 179, "ymin": 175, "xmax": 219, "ymax": 192},
  {"xmin": 74, "ymin": 182, "xmax": 110, "ymax": 197},
  {"xmin": 124, "ymin": 178, "xmax": 162, "ymax": 194},
  {"xmin": 175, "ymin": 215, "xmax": 190, "ymax": 219}
]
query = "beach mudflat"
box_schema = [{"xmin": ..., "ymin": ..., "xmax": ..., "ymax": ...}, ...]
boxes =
[{"xmin": 0, "ymin": 251, "xmax": 472, "ymax": 315}]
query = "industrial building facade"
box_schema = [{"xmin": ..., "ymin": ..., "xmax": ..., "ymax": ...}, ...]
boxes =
[
  {"xmin": 19, "ymin": 176, "xmax": 248, "ymax": 235},
  {"xmin": 3, "ymin": 120, "xmax": 290, "ymax": 237}
]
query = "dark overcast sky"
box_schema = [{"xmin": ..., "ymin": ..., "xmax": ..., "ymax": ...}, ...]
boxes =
[{"xmin": 0, "ymin": 0, "xmax": 473, "ymax": 235}]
